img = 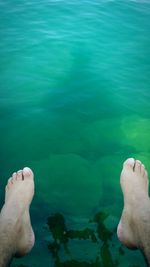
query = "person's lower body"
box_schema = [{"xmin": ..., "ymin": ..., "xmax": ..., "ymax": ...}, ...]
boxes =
[
  {"xmin": 0, "ymin": 167, "xmax": 35, "ymax": 267},
  {"xmin": 1, "ymin": 159, "xmax": 150, "ymax": 267},
  {"xmin": 117, "ymin": 158, "xmax": 150, "ymax": 266}
]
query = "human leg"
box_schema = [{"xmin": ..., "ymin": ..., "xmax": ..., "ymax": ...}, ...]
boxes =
[
  {"xmin": 117, "ymin": 158, "xmax": 150, "ymax": 265},
  {"xmin": 0, "ymin": 167, "xmax": 35, "ymax": 267}
]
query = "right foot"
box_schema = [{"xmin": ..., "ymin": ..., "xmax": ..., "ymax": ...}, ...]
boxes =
[
  {"xmin": 117, "ymin": 158, "xmax": 150, "ymax": 249},
  {"xmin": 0, "ymin": 167, "xmax": 35, "ymax": 256}
]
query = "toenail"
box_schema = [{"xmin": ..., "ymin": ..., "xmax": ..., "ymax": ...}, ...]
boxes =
[
  {"xmin": 23, "ymin": 167, "xmax": 31, "ymax": 175},
  {"xmin": 125, "ymin": 158, "xmax": 135, "ymax": 165},
  {"xmin": 17, "ymin": 170, "xmax": 22, "ymax": 174},
  {"xmin": 136, "ymin": 160, "xmax": 141, "ymax": 164}
]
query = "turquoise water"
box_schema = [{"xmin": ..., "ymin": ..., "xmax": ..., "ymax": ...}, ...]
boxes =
[{"xmin": 0, "ymin": 0, "xmax": 150, "ymax": 266}]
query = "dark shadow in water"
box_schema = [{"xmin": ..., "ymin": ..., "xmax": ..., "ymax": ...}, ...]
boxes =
[
  {"xmin": 14, "ymin": 211, "xmax": 142, "ymax": 267},
  {"xmin": 46, "ymin": 211, "xmax": 142, "ymax": 267}
]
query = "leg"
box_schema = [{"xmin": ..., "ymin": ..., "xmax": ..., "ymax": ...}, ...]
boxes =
[
  {"xmin": 0, "ymin": 168, "xmax": 35, "ymax": 267},
  {"xmin": 117, "ymin": 158, "xmax": 150, "ymax": 266}
]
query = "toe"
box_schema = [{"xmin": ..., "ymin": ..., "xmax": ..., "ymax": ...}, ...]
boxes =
[
  {"xmin": 123, "ymin": 158, "xmax": 135, "ymax": 171},
  {"xmin": 12, "ymin": 172, "xmax": 17, "ymax": 182},
  {"xmin": 23, "ymin": 167, "xmax": 34, "ymax": 179},
  {"xmin": 8, "ymin": 177, "xmax": 13, "ymax": 183},
  {"xmin": 134, "ymin": 160, "xmax": 141, "ymax": 173},
  {"xmin": 141, "ymin": 164, "xmax": 145, "ymax": 176},
  {"xmin": 7, "ymin": 177, "xmax": 13, "ymax": 188},
  {"xmin": 5, "ymin": 185, "xmax": 8, "ymax": 193},
  {"xmin": 144, "ymin": 169, "xmax": 148, "ymax": 179},
  {"xmin": 17, "ymin": 170, "xmax": 23, "ymax": 180}
]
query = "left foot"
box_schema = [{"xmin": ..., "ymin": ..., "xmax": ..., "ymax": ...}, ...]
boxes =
[{"xmin": 0, "ymin": 167, "xmax": 35, "ymax": 256}]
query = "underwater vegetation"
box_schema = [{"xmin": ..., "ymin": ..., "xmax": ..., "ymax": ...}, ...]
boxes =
[
  {"xmin": 46, "ymin": 212, "xmax": 142, "ymax": 267},
  {"xmin": 14, "ymin": 211, "xmax": 143, "ymax": 267}
]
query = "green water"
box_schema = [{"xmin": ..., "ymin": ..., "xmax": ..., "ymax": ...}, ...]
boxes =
[{"xmin": 0, "ymin": 0, "xmax": 150, "ymax": 266}]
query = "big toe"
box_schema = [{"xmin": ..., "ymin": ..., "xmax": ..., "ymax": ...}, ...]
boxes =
[
  {"xmin": 23, "ymin": 167, "xmax": 34, "ymax": 180},
  {"xmin": 123, "ymin": 158, "xmax": 135, "ymax": 171}
]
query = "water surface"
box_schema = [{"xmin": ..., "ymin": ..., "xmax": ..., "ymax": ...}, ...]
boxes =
[{"xmin": 0, "ymin": 1, "xmax": 150, "ymax": 266}]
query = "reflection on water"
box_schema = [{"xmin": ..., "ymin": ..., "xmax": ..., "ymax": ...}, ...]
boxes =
[
  {"xmin": 12, "ymin": 210, "xmax": 144, "ymax": 267},
  {"xmin": 46, "ymin": 212, "xmax": 140, "ymax": 267}
]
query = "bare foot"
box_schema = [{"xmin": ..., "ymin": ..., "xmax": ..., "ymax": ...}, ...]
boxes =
[
  {"xmin": 117, "ymin": 158, "xmax": 150, "ymax": 249},
  {"xmin": 1, "ymin": 167, "xmax": 35, "ymax": 256}
]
